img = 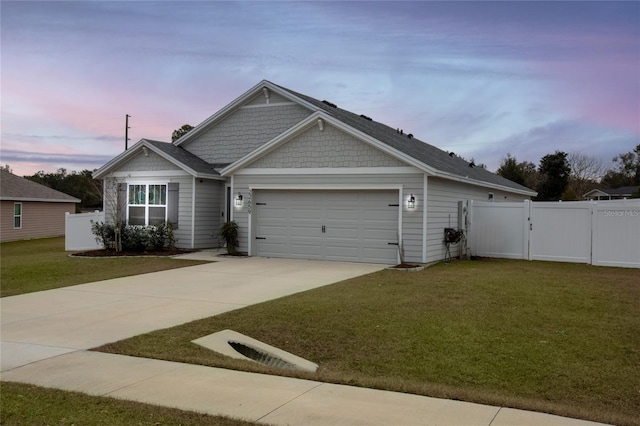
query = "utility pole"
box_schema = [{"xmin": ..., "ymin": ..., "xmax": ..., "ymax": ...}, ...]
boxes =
[{"xmin": 125, "ymin": 114, "xmax": 131, "ymax": 150}]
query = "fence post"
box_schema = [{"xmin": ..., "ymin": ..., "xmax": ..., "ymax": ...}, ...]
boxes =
[{"xmin": 524, "ymin": 199, "xmax": 531, "ymax": 260}]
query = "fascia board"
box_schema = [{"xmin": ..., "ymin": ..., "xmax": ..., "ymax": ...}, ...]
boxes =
[
  {"xmin": 432, "ymin": 169, "xmax": 538, "ymax": 196},
  {"xmin": 175, "ymin": 80, "xmax": 317, "ymax": 147},
  {"xmin": 2, "ymin": 197, "xmax": 81, "ymax": 203},
  {"xmin": 93, "ymin": 139, "xmax": 147, "ymax": 179},
  {"xmin": 324, "ymin": 116, "xmax": 438, "ymax": 176},
  {"xmin": 583, "ymin": 189, "xmax": 608, "ymax": 197},
  {"xmin": 220, "ymin": 111, "xmax": 326, "ymax": 176},
  {"xmin": 222, "ymin": 111, "xmax": 434, "ymax": 176},
  {"xmin": 94, "ymin": 139, "xmax": 222, "ymax": 180}
]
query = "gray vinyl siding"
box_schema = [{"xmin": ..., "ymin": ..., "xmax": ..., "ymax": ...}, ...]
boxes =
[
  {"xmin": 118, "ymin": 150, "xmax": 181, "ymax": 172},
  {"xmin": 232, "ymin": 173, "xmax": 425, "ymax": 264},
  {"xmin": 249, "ymin": 123, "xmax": 406, "ymax": 169},
  {"xmin": 193, "ymin": 178, "xmax": 225, "ymax": 249},
  {"xmin": 172, "ymin": 176, "xmax": 194, "ymax": 248},
  {"xmin": 426, "ymin": 178, "xmax": 529, "ymax": 263},
  {"xmin": 183, "ymin": 104, "xmax": 311, "ymax": 163}
]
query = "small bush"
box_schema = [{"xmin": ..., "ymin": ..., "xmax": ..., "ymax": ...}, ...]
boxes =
[
  {"xmin": 219, "ymin": 221, "xmax": 239, "ymax": 254},
  {"xmin": 91, "ymin": 222, "xmax": 176, "ymax": 252}
]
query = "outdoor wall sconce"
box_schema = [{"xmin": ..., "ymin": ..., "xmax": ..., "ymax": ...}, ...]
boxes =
[
  {"xmin": 408, "ymin": 193, "xmax": 416, "ymax": 209},
  {"xmin": 235, "ymin": 192, "xmax": 243, "ymax": 206}
]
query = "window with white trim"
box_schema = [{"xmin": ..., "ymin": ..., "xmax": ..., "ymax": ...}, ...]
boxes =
[
  {"xmin": 127, "ymin": 184, "xmax": 167, "ymax": 226},
  {"xmin": 14, "ymin": 202, "xmax": 22, "ymax": 229}
]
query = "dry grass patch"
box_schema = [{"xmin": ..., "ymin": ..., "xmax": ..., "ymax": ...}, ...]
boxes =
[
  {"xmin": 0, "ymin": 381, "xmax": 261, "ymax": 425},
  {"xmin": 96, "ymin": 259, "xmax": 640, "ymax": 426}
]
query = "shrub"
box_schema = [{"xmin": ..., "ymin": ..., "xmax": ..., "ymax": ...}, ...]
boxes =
[
  {"xmin": 148, "ymin": 222, "xmax": 176, "ymax": 251},
  {"xmin": 219, "ymin": 221, "xmax": 239, "ymax": 254},
  {"xmin": 91, "ymin": 222, "xmax": 176, "ymax": 252}
]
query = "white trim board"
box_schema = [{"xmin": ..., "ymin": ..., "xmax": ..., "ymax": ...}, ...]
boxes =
[
  {"xmin": 249, "ymin": 184, "xmax": 403, "ymax": 191},
  {"xmin": 235, "ymin": 167, "xmax": 421, "ymax": 175}
]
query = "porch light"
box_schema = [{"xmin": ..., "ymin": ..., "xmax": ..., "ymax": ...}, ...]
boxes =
[
  {"xmin": 408, "ymin": 193, "xmax": 416, "ymax": 209},
  {"xmin": 235, "ymin": 192, "xmax": 243, "ymax": 206}
]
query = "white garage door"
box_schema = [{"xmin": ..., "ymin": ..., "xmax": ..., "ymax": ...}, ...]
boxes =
[{"xmin": 254, "ymin": 190, "xmax": 399, "ymax": 264}]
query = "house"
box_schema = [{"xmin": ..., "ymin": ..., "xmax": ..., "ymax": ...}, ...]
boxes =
[
  {"xmin": 1, "ymin": 169, "xmax": 81, "ymax": 242},
  {"xmin": 583, "ymin": 186, "xmax": 639, "ymax": 200},
  {"xmin": 94, "ymin": 80, "xmax": 536, "ymax": 264}
]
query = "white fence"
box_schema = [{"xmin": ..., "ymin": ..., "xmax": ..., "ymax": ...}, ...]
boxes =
[
  {"xmin": 65, "ymin": 211, "xmax": 105, "ymax": 251},
  {"xmin": 468, "ymin": 199, "xmax": 640, "ymax": 268}
]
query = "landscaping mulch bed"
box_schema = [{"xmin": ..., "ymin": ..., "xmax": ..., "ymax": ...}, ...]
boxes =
[{"xmin": 72, "ymin": 249, "xmax": 196, "ymax": 257}]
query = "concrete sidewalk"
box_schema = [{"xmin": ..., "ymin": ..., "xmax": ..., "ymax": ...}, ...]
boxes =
[
  {"xmin": 1, "ymin": 351, "xmax": 605, "ymax": 426},
  {"xmin": 1, "ymin": 255, "xmax": 608, "ymax": 425}
]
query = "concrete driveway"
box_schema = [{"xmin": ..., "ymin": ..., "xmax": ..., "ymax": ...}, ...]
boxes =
[
  {"xmin": 0, "ymin": 255, "xmax": 608, "ymax": 425},
  {"xmin": 1, "ymin": 256, "xmax": 385, "ymax": 371}
]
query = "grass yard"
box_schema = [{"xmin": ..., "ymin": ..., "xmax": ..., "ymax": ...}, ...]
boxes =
[
  {"xmin": 96, "ymin": 259, "xmax": 640, "ymax": 426},
  {"xmin": 0, "ymin": 237, "xmax": 210, "ymax": 297},
  {"xmin": 0, "ymin": 381, "xmax": 261, "ymax": 425}
]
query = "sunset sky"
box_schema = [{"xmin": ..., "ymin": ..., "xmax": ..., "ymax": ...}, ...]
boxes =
[{"xmin": 2, "ymin": 1, "xmax": 639, "ymax": 177}]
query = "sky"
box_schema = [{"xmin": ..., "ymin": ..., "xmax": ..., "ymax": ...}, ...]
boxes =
[{"xmin": 2, "ymin": 0, "xmax": 639, "ymax": 177}]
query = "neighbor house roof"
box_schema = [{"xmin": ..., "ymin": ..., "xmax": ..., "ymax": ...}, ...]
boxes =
[
  {"xmin": 584, "ymin": 186, "xmax": 639, "ymax": 198},
  {"xmin": 0, "ymin": 169, "xmax": 81, "ymax": 203}
]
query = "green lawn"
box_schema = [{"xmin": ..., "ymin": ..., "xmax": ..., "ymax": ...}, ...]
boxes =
[
  {"xmin": 0, "ymin": 381, "xmax": 261, "ymax": 425},
  {"xmin": 0, "ymin": 237, "xmax": 210, "ymax": 297},
  {"xmin": 96, "ymin": 259, "xmax": 640, "ymax": 426}
]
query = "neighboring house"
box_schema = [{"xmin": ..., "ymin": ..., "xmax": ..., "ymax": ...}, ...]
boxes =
[
  {"xmin": 0, "ymin": 170, "xmax": 81, "ymax": 242},
  {"xmin": 583, "ymin": 186, "xmax": 639, "ymax": 200},
  {"xmin": 94, "ymin": 80, "xmax": 536, "ymax": 264}
]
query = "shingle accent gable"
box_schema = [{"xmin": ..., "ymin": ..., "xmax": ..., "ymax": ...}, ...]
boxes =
[
  {"xmin": 182, "ymin": 103, "xmax": 311, "ymax": 164},
  {"xmin": 248, "ymin": 123, "xmax": 406, "ymax": 169},
  {"xmin": 119, "ymin": 149, "xmax": 182, "ymax": 172}
]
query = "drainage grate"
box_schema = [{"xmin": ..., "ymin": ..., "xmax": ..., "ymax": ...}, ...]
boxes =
[{"xmin": 228, "ymin": 341, "xmax": 298, "ymax": 370}]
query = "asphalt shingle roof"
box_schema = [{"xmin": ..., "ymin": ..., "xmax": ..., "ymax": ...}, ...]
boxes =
[
  {"xmin": 144, "ymin": 140, "xmax": 221, "ymax": 175},
  {"xmin": 277, "ymin": 84, "xmax": 534, "ymax": 193},
  {"xmin": 0, "ymin": 169, "xmax": 81, "ymax": 202}
]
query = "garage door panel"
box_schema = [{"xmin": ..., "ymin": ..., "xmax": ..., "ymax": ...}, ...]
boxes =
[
  {"xmin": 290, "ymin": 226, "xmax": 321, "ymax": 237},
  {"xmin": 290, "ymin": 207, "xmax": 323, "ymax": 220},
  {"xmin": 255, "ymin": 190, "xmax": 398, "ymax": 264}
]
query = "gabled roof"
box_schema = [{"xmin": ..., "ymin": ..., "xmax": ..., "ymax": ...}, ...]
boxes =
[
  {"xmin": 93, "ymin": 139, "xmax": 223, "ymax": 180},
  {"xmin": 274, "ymin": 84, "xmax": 535, "ymax": 195},
  {"xmin": 584, "ymin": 186, "xmax": 639, "ymax": 197},
  {"xmin": 0, "ymin": 170, "xmax": 81, "ymax": 203},
  {"xmin": 215, "ymin": 80, "xmax": 535, "ymax": 195}
]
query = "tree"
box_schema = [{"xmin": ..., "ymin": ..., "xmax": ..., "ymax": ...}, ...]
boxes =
[
  {"xmin": 171, "ymin": 124, "xmax": 194, "ymax": 142},
  {"xmin": 1, "ymin": 164, "xmax": 12, "ymax": 173},
  {"xmin": 601, "ymin": 144, "xmax": 640, "ymax": 188},
  {"xmin": 25, "ymin": 168, "xmax": 103, "ymax": 209},
  {"xmin": 536, "ymin": 151, "xmax": 571, "ymax": 201},
  {"xmin": 497, "ymin": 154, "xmax": 526, "ymax": 186},
  {"xmin": 566, "ymin": 153, "xmax": 606, "ymax": 200}
]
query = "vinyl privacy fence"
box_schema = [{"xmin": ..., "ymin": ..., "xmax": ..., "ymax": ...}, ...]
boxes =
[
  {"xmin": 65, "ymin": 210, "xmax": 105, "ymax": 251},
  {"xmin": 467, "ymin": 199, "xmax": 640, "ymax": 268}
]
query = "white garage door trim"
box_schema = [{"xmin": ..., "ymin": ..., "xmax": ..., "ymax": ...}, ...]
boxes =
[{"xmin": 248, "ymin": 185, "xmax": 402, "ymax": 263}]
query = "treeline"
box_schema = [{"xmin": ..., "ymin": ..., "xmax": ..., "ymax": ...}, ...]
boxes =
[
  {"xmin": 25, "ymin": 168, "xmax": 103, "ymax": 210},
  {"xmin": 497, "ymin": 145, "xmax": 640, "ymax": 200},
  {"xmin": 4, "ymin": 144, "xmax": 638, "ymax": 207}
]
